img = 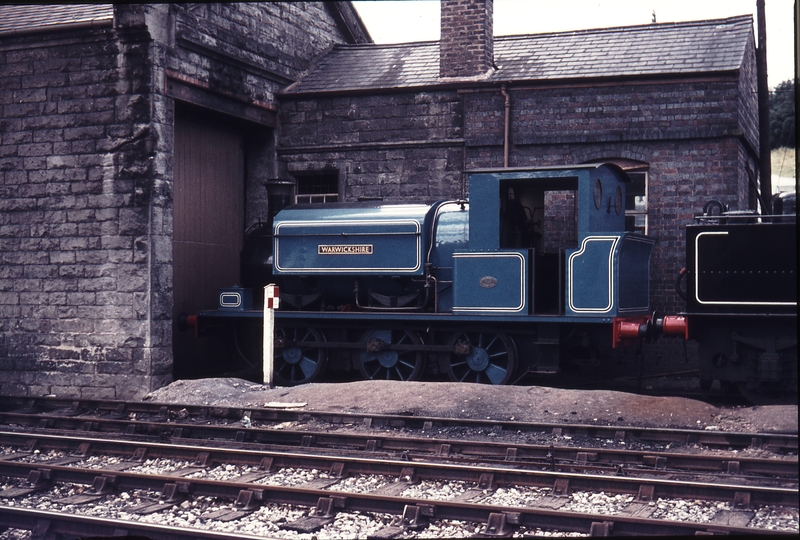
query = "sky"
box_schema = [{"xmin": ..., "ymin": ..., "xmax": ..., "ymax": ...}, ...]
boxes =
[{"xmin": 352, "ymin": 0, "xmax": 796, "ymax": 90}]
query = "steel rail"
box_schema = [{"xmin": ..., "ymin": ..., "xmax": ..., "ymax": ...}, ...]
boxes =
[
  {"xmin": 0, "ymin": 431, "xmax": 796, "ymax": 508},
  {"xmin": 0, "ymin": 506, "xmax": 275, "ymax": 540},
  {"xmin": 0, "ymin": 410, "xmax": 796, "ymax": 481},
  {"xmin": 0, "ymin": 395, "xmax": 796, "ymax": 452}
]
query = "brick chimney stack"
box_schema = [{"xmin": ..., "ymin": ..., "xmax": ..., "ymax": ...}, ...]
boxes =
[{"xmin": 439, "ymin": 0, "xmax": 494, "ymax": 79}]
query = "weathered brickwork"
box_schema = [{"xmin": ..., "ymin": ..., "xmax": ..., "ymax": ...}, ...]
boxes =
[
  {"xmin": 0, "ymin": 2, "xmax": 354, "ymax": 399},
  {"xmin": 279, "ymin": 90, "xmax": 466, "ymax": 201},
  {"xmin": 0, "ymin": 25, "xmax": 159, "ymax": 399},
  {"xmin": 440, "ymin": 0, "xmax": 493, "ymax": 78},
  {"xmin": 737, "ymin": 36, "xmax": 759, "ymax": 152},
  {"xmin": 519, "ymin": 82, "xmax": 740, "ymax": 144},
  {"xmin": 281, "ymin": 92, "xmax": 464, "ymax": 147},
  {"xmin": 167, "ymin": 3, "xmax": 348, "ymax": 106}
]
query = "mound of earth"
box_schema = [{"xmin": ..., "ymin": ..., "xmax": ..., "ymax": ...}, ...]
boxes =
[{"xmin": 144, "ymin": 378, "xmax": 797, "ymax": 434}]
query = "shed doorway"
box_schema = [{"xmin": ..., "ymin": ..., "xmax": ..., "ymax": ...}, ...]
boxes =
[{"xmin": 173, "ymin": 108, "xmax": 245, "ymax": 379}]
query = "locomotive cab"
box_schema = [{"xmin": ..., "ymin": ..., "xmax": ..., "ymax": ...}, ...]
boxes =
[{"xmin": 457, "ymin": 164, "xmax": 655, "ymax": 318}]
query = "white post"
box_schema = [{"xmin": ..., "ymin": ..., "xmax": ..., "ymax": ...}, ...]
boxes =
[{"xmin": 263, "ymin": 284, "xmax": 279, "ymax": 387}]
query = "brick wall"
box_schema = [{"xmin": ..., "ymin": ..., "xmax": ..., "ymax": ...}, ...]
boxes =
[
  {"xmin": 737, "ymin": 35, "xmax": 759, "ymax": 155},
  {"xmin": 168, "ymin": 3, "xmax": 347, "ymax": 107},
  {"xmin": 644, "ymin": 138, "xmax": 743, "ymax": 314},
  {"xmin": 506, "ymin": 80, "xmax": 742, "ymax": 146},
  {"xmin": 440, "ymin": 0, "xmax": 493, "ymax": 78},
  {"xmin": 279, "ymin": 91, "xmax": 466, "ymax": 201}
]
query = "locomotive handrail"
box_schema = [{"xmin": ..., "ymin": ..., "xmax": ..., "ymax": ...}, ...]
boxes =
[
  {"xmin": 273, "ymin": 230, "xmax": 421, "ymax": 237},
  {"xmin": 693, "ymin": 212, "xmax": 795, "ymax": 222},
  {"xmin": 244, "ymin": 221, "xmax": 271, "ymax": 235},
  {"xmin": 278, "ymin": 338, "xmax": 462, "ymax": 354},
  {"xmin": 675, "ymin": 267, "xmax": 687, "ymax": 301},
  {"xmin": 425, "ymin": 200, "xmax": 465, "ymax": 264}
]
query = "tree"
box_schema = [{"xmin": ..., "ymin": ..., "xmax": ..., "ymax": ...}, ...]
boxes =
[{"xmin": 769, "ymin": 80, "xmax": 795, "ymax": 149}]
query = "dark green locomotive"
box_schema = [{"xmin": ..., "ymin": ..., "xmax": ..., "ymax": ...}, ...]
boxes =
[{"xmin": 682, "ymin": 195, "xmax": 797, "ymax": 403}]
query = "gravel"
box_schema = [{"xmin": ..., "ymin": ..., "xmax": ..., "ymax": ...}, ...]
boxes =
[
  {"xmin": 328, "ymin": 474, "xmax": 393, "ymax": 494},
  {"xmin": 143, "ymin": 378, "xmax": 799, "ymax": 435},
  {"xmin": 252, "ymin": 467, "xmax": 333, "ymax": 486},
  {"xmin": 559, "ymin": 491, "xmax": 635, "ymax": 515},
  {"xmin": 1, "ymin": 445, "xmax": 798, "ymax": 538},
  {"xmin": 400, "ymin": 479, "xmax": 469, "ymax": 500},
  {"xmin": 648, "ymin": 498, "xmax": 730, "ymax": 522}
]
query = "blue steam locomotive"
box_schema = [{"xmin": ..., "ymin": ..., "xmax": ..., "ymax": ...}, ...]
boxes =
[{"xmin": 189, "ymin": 164, "xmax": 693, "ymax": 387}]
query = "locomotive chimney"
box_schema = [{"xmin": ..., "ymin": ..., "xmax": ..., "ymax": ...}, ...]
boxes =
[
  {"xmin": 264, "ymin": 179, "xmax": 295, "ymax": 232},
  {"xmin": 439, "ymin": 0, "xmax": 494, "ymax": 79}
]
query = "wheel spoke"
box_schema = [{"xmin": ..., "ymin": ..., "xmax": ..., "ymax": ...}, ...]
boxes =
[
  {"xmin": 485, "ymin": 363, "xmax": 508, "ymax": 385},
  {"xmin": 398, "ymin": 358, "xmax": 416, "ymax": 369},
  {"xmin": 298, "ymin": 357, "xmax": 318, "ymax": 379},
  {"xmin": 489, "ymin": 352, "xmax": 508, "ymax": 361}
]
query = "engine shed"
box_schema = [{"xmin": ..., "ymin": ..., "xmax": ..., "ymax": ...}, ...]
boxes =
[{"xmin": 0, "ymin": 0, "xmax": 769, "ymax": 398}]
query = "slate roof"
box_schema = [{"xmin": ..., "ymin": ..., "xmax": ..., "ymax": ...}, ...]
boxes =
[
  {"xmin": 0, "ymin": 4, "xmax": 113, "ymax": 34},
  {"xmin": 284, "ymin": 15, "xmax": 753, "ymax": 94},
  {"xmin": 0, "ymin": 3, "xmax": 373, "ymax": 44}
]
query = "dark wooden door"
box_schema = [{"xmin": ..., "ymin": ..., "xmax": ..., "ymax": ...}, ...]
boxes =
[{"xmin": 173, "ymin": 111, "xmax": 245, "ymax": 378}]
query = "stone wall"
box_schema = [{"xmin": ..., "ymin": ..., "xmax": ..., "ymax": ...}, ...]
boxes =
[
  {"xmin": 0, "ymin": 23, "xmax": 162, "ymax": 398},
  {"xmin": 0, "ymin": 2, "xmax": 355, "ymax": 399}
]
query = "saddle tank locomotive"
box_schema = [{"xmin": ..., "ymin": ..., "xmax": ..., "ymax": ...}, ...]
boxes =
[{"xmin": 188, "ymin": 164, "xmax": 693, "ymax": 387}]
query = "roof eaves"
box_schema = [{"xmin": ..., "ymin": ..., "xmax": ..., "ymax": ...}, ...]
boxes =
[
  {"xmin": 0, "ymin": 17, "xmax": 113, "ymax": 38},
  {"xmin": 326, "ymin": 1, "xmax": 373, "ymax": 44},
  {"xmin": 0, "ymin": 4, "xmax": 114, "ymax": 37},
  {"xmin": 281, "ymin": 69, "xmax": 741, "ymax": 99},
  {"xmin": 494, "ymin": 14, "xmax": 753, "ymax": 43}
]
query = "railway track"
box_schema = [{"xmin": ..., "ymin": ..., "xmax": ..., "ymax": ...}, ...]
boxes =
[
  {"xmin": 1, "ymin": 395, "xmax": 796, "ymax": 453},
  {"xmin": 0, "ymin": 396, "xmax": 797, "ymax": 537}
]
